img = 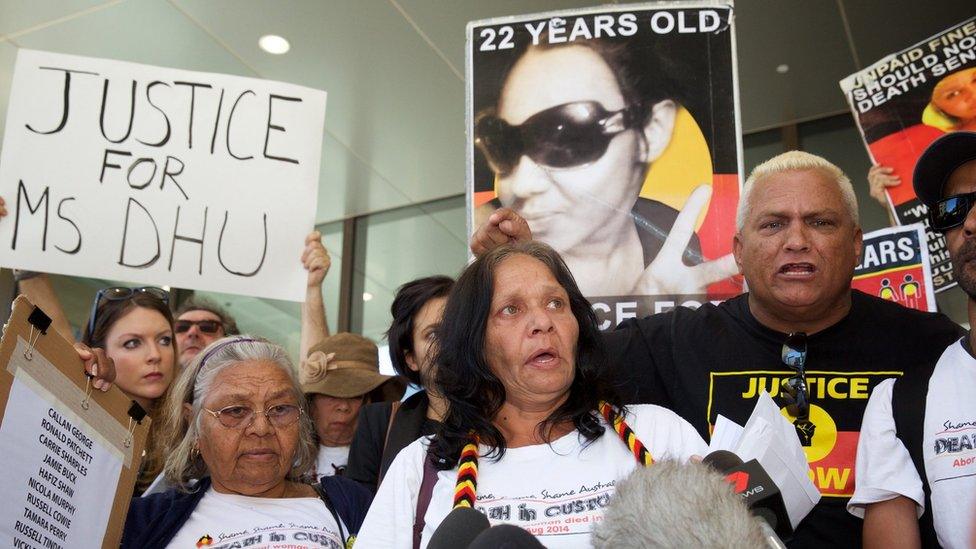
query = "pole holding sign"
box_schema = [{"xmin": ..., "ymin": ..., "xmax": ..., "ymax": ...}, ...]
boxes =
[{"xmin": 0, "ymin": 50, "xmax": 327, "ymax": 302}]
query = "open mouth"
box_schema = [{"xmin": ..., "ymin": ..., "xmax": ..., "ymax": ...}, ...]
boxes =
[
  {"xmin": 778, "ymin": 263, "xmax": 816, "ymax": 277},
  {"xmin": 527, "ymin": 347, "xmax": 560, "ymax": 367}
]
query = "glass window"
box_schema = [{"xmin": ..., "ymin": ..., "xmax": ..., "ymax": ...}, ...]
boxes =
[{"xmin": 351, "ymin": 195, "xmax": 466, "ymax": 343}]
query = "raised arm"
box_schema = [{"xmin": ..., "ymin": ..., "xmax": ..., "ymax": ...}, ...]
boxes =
[
  {"xmin": 300, "ymin": 230, "xmax": 331, "ymax": 360},
  {"xmin": 469, "ymin": 207, "xmax": 533, "ymax": 256}
]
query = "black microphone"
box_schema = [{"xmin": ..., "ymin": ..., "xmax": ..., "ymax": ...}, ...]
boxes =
[
  {"xmin": 468, "ymin": 524, "xmax": 546, "ymax": 548},
  {"xmin": 426, "ymin": 507, "xmax": 490, "ymax": 549},
  {"xmin": 702, "ymin": 450, "xmax": 792, "ymax": 545}
]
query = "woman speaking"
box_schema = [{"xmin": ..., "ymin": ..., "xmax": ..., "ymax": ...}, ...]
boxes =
[{"xmin": 354, "ymin": 242, "xmax": 706, "ymax": 548}]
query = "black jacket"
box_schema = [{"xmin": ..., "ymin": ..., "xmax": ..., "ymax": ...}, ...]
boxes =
[{"xmin": 346, "ymin": 391, "xmax": 437, "ymax": 493}]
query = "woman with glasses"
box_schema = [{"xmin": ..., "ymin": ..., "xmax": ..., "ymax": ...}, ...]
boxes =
[
  {"xmin": 13, "ymin": 276, "xmax": 179, "ymax": 494},
  {"xmin": 472, "ymin": 38, "xmax": 735, "ymax": 298},
  {"xmin": 83, "ymin": 286, "xmax": 178, "ymax": 494},
  {"xmin": 121, "ymin": 336, "xmax": 371, "ymax": 548}
]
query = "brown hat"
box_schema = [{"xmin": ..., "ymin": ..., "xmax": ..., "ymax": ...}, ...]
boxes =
[{"xmin": 301, "ymin": 333, "xmax": 393, "ymax": 398}]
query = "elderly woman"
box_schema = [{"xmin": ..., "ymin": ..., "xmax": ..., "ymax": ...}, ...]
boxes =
[
  {"xmin": 121, "ymin": 336, "xmax": 372, "ymax": 548},
  {"xmin": 302, "ymin": 333, "xmax": 404, "ymax": 477},
  {"xmin": 354, "ymin": 242, "xmax": 706, "ymax": 548}
]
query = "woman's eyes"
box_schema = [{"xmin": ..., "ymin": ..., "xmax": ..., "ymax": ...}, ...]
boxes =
[
  {"xmin": 159, "ymin": 335, "xmax": 173, "ymax": 346},
  {"xmin": 499, "ymin": 299, "xmax": 565, "ymax": 315},
  {"xmin": 122, "ymin": 338, "xmax": 141, "ymax": 349},
  {"xmin": 222, "ymin": 406, "xmax": 251, "ymax": 419}
]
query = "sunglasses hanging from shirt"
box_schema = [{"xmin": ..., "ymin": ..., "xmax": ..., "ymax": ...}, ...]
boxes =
[
  {"xmin": 930, "ymin": 190, "xmax": 976, "ymax": 232},
  {"xmin": 474, "ymin": 101, "xmax": 643, "ymax": 175},
  {"xmin": 780, "ymin": 332, "xmax": 816, "ymax": 446}
]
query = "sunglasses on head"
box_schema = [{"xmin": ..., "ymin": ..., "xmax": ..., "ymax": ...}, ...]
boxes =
[
  {"xmin": 174, "ymin": 319, "xmax": 223, "ymax": 334},
  {"xmin": 87, "ymin": 286, "xmax": 170, "ymax": 338},
  {"xmin": 930, "ymin": 191, "xmax": 976, "ymax": 231},
  {"xmin": 474, "ymin": 101, "xmax": 641, "ymax": 176}
]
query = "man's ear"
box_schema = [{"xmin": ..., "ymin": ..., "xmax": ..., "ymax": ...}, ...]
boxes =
[
  {"xmin": 639, "ymin": 99, "xmax": 678, "ymax": 163},
  {"xmin": 732, "ymin": 232, "xmax": 745, "ymax": 274},
  {"xmin": 182, "ymin": 402, "xmax": 193, "ymax": 423},
  {"xmin": 852, "ymin": 225, "xmax": 864, "ymax": 268}
]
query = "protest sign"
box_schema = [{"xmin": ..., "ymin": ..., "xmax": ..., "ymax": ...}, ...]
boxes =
[
  {"xmin": 466, "ymin": 1, "xmax": 743, "ymax": 328},
  {"xmin": 0, "ymin": 296, "xmax": 150, "ymax": 548},
  {"xmin": 839, "ymin": 16, "xmax": 976, "ymax": 292},
  {"xmin": 852, "ymin": 224, "xmax": 936, "ymax": 313},
  {"xmin": 0, "ymin": 49, "xmax": 327, "ymax": 301}
]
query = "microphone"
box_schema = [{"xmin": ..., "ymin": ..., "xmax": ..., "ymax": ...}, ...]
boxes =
[
  {"xmin": 702, "ymin": 450, "xmax": 791, "ymax": 547},
  {"xmin": 468, "ymin": 524, "xmax": 546, "ymax": 548},
  {"xmin": 592, "ymin": 460, "xmax": 766, "ymax": 549},
  {"xmin": 426, "ymin": 507, "xmax": 490, "ymax": 549}
]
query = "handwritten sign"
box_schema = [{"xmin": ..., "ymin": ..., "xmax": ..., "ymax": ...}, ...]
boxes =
[{"xmin": 0, "ymin": 49, "xmax": 327, "ymax": 301}]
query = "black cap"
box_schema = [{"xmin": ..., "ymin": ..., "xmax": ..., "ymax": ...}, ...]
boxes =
[{"xmin": 913, "ymin": 131, "xmax": 976, "ymax": 208}]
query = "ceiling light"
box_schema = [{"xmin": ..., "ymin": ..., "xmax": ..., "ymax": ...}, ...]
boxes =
[
  {"xmin": 776, "ymin": 64, "xmax": 789, "ymax": 74},
  {"xmin": 259, "ymin": 35, "xmax": 290, "ymax": 55},
  {"xmin": 363, "ymin": 292, "xmax": 373, "ymax": 302}
]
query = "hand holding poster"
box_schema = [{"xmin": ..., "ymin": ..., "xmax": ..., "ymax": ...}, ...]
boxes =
[
  {"xmin": 839, "ymin": 16, "xmax": 976, "ymax": 292},
  {"xmin": 852, "ymin": 224, "xmax": 936, "ymax": 312},
  {"xmin": 466, "ymin": 1, "xmax": 743, "ymax": 329},
  {"xmin": 0, "ymin": 50, "xmax": 327, "ymax": 301},
  {"xmin": 0, "ymin": 296, "xmax": 150, "ymax": 548}
]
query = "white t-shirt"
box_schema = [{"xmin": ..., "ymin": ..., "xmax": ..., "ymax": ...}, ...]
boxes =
[
  {"xmin": 316, "ymin": 444, "xmax": 350, "ymax": 477},
  {"xmin": 166, "ymin": 487, "xmax": 346, "ymax": 548},
  {"xmin": 848, "ymin": 340, "xmax": 976, "ymax": 549},
  {"xmin": 354, "ymin": 404, "xmax": 707, "ymax": 548}
]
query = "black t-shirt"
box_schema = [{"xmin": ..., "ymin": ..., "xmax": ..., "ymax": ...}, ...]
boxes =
[{"xmin": 605, "ymin": 290, "xmax": 964, "ymax": 549}]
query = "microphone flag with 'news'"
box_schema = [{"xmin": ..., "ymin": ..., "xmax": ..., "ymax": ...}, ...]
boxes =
[
  {"xmin": 702, "ymin": 450, "xmax": 793, "ymax": 541},
  {"xmin": 592, "ymin": 460, "xmax": 765, "ymax": 549}
]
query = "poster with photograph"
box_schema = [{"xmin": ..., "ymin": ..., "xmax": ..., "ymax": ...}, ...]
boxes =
[
  {"xmin": 0, "ymin": 49, "xmax": 327, "ymax": 302},
  {"xmin": 852, "ymin": 224, "xmax": 936, "ymax": 313},
  {"xmin": 466, "ymin": 1, "xmax": 743, "ymax": 329},
  {"xmin": 839, "ymin": 16, "xmax": 976, "ymax": 292}
]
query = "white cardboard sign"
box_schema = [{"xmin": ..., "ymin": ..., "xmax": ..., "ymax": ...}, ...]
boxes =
[{"xmin": 0, "ymin": 49, "xmax": 327, "ymax": 301}]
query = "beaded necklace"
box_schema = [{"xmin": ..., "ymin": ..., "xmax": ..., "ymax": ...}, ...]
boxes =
[{"xmin": 451, "ymin": 400, "xmax": 653, "ymax": 509}]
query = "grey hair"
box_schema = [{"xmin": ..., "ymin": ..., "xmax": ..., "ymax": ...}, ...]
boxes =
[
  {"xmin": 592, "ymin": 461, "xmax": 766, "ymax": 548},
  {"xmin": 736, "ymin": 150, "xmax": 859, "ymax": 231},
  {"xmin": 160, "ymin": 336, "xmax": 316, "ymax": 490}
]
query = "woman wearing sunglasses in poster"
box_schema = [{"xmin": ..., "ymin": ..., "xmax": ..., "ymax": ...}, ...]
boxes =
[{"xmin": 470, "ymin": 10, "xmax": 741, "ymax": 309}]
